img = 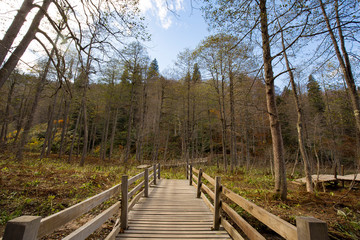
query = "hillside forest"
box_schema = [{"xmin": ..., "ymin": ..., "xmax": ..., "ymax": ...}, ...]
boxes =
[{"xmin": 1, "ymin": 0, "xmax": 360, "ymax": 203}]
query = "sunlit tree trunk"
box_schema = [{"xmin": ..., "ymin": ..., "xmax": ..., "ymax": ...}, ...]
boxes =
[
  {"xmin": 320, "ymin": 0, "xmax": 360, "ymax": 166},
  {"xmin": 0, "ymin": 0, "xmax": 52, "ymax": 89},
  {"xmin": 259, "ymin": 0, "xmax": 287, "ymax": 199},
  {"xmin": 279, "ymin": 25, "xmax": 313, "ymax": 192},
  {"xmin": 0, "ymin": 0, "xmax": 34, "ymax": 65}
]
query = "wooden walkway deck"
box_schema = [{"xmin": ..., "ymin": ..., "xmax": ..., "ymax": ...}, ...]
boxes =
[
  {"xmin": 293, "ymin": 174, "xmax": 360, "ymax": 185},
  {"xmin": 116, "ymin": 179, "xmax": 231, "ymax": 240}
]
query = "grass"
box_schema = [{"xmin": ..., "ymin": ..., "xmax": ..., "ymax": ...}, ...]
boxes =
[{"xmin": 0, "ymin": 153, "xmax": 142, "ymax": 238}]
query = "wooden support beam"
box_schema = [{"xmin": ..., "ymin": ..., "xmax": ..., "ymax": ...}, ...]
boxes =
[
  {"xmin": 144, "ymin": 168, "xmax": 149, "ymax": 197},
  {"xmin": 213, "ymin": 176, "xmax": 221, "ymax": 230},
  {"xmin": 189, "ymin": 164, "xmax": 193, "ymax": 186},
  {"xmin": 197, "ymin": 168, "xmax": 203, "ymax": 198},
  {"xmin": 153, "ymin": 165, "xmax": 157, "ymax": 185},
  {"xmin": 121, "ymin": 175, "xmax": 128, "ymax": 230},
  {"xmin": 296, "ymin": 217, "xmax": 328, "ymax": 240},
  {"xmin": 3, "ymin": 216, "xmax": 41, "ymax": 240},
  {"xmin": 158, "ymin": 163, "xmax": 161, "ymax": 179},
  {"xmin": 341, "ymin": 165, "xmax": 344, "ymax": 187}
]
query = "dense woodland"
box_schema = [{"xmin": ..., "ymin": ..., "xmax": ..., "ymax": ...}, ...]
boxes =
[{"xmin": 1, "ymin": 0, "xmax": 360, "ymax": 201}]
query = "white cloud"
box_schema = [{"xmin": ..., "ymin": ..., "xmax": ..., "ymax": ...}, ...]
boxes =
[{"xmin": 139, "ymin": 0, "xmax": 184, "ymax": 29}]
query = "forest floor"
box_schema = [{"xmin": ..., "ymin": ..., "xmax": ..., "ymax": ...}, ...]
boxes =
[{"xmin": 0, "ymin": 153, "xmax": 359, "ymax": 239}]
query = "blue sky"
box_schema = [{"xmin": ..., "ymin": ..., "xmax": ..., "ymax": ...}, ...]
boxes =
[{"xmin": 139, "ymin": 0, "xmax": 211, "ymax": 74}]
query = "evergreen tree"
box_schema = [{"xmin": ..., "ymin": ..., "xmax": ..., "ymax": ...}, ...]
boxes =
[
  {"xmin": 307, "ymin": 75, "xmax": 325, "ymax": 115},
  {"xmin": 192, "ymin": 63, "xmax": 201, "ymax": 83},
  {"xmin": 148, "ymin": 59, "xmax": 159, "ymax": 79}
]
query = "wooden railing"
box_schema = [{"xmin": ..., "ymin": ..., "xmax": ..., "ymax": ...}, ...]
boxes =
[
  {"xmin": 161, "ymin": 157, "xmax": 208, "ymax": 167},
  {"xmin": 189, "ymin": 165, "xmax": 329, "ymax": 240},
  {"xmin": 2, "ymin": 164, "xmax": 161, "ymax": 240}
]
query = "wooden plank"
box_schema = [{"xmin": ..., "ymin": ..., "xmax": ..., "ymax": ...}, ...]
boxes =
[
  {"xmin": 192, "ymin": 167, "xmax": 200, "ymax": 174},
  {"xmin": 117, "ymin": 237, "xmax": 230, "ymax": 240},
  {"xmin": 222, "ymin": 202, "xmax": 265, "ymax": 240},
  {"xmin": 117, "ymin": 233, "xmax": 230, "ymax": 238},
  {"xmin": 128, "ymin": 172, "xmax": 145, "ymax": 186},
  {"xmin": 38, "ymin": 182, "xmax": 122, "ymax": 238},
  {"xmin": 104, "ymin": 223, "xmax": 120, "ymax": 240},
  {"xmin": 128, "ymin": 190, "xmax": 145, "ymax": 211},
  {"xmin": 338, "ymin": 174, "xmax": 360, "ymax": 181},
  {"xmin": 121, "ymin": 175, "xmax": 128, "ymax": 230},
  {"xmin": 201, "ymin": 183, "xmax": 215, "ymax": 200},
  {"xmin": 2, "ymin": 216, "xmax": 41, "ymax": 240},
  {"xmin": 117, "ymin": 238, "xmax": 230, "ymax": 240},
  {"xmin": 129, "ymin": 227, "xmax": 212, "ymax": 230},
  {"xmin": 201, "ymin": 194, "xmax": 214, "ymax": 212},
  {"xmin": 128, "ymin": 222, "xmax": 212, "ymax": 226},
  {"xmin": 123, "ymin": 230, "xmax": 230, "ymax": 234},
  {"xmin": 202, "ymin": 172, "xmax": 215, "ymax": 186},
  {"xmin": 221, "ymin": 218, "xmax": 245, "ymax": 240},
  {"xmin": 63, "ymin": 202, "xmax": 120, "ymax": 240},
  {"xmin": 222, "ymin": 186, "xmax": 297, "ymax": 240},
  {"xmin": 213, "ymin": 176, "xmax": 221, "ymax": 230},
  {"xmin": 296, "ymin": 217, "xmax": 328, "ymax": 240},
  {"xmin": 128, "ymin": 181, "xmax": 144, "ymax": 199}
]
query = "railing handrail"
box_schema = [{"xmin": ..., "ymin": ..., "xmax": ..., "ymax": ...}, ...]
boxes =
[
  {"xmin": 2, "ymin": 163, "xmax": 161, "ymax": 240},
  {"xmin": 189, "ymin": 165, "xmax": 328, "ymax": 240}
]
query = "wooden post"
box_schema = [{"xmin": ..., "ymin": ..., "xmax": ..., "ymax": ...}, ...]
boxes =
[
  {"xmin": 189, "ymin": 165, "xmax": 193, "ymax": 186},
  {"xmin": 341, "ymin": 165, "xmax": 344, "ymax": 187},
  {"xmin": 3, "ymin": 216, "xmax": 42, "ymax": 240},
  {"xmin": 144, "ymin": 168, "xmax": 149, "ymax": 197},
  {"xmin": 158, "ymin": 163, "xmax": 161, "ymax": 179},
  {"xmin": 197, "ymin": 168, "xmax": 203, "ymax": 198},
  {"xmin": 153, "ymin": 164, "xmax": 157, "ymax": 185},
  {"xmin": 186, "ymin": 164, "xmax": 189, "ymax": 179},
  {"xmin": 120, "ymin": 175, "xmax": 128, "ymax": 230},
  {"xmin": 213, "ymin": 176, "xmax": 222, "ymax": 230},
  {"xmin": 296, "ymin": 217, "xmax": 328, "ymax": 240}
]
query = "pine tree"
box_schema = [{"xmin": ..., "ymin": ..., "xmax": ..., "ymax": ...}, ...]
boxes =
[{"xmin": 307, "ymin": 75, "xmax": 325, "ymax": 115}]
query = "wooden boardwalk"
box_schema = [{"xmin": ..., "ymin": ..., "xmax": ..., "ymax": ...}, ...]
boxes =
[
  {"xmin": 116, "ymin": 179, "xmax": 231, "ymax": 240},
  {"xmin": 293, "ymin": 174, "xmax": 360, "ymax": 185}
]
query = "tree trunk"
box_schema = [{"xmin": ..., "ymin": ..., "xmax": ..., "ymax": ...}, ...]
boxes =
[
  {"xmin": 163, "ymin": 127, "xmax": 170, "ymax": 161},
  {"xmin": 220, "ymin": 75, "xmax": 228, "ymax": 171},
  {"xmin": 109, "ymin": 108, "xmax": 118, "ymax": 160},
  {"xmin": 278, "ymin": 22, "xmax": 313, "ymax": 192},
  {"xmin": 0, "ymin": 79, "xmax": 16, "ymax": 144},
  {"xmin": 68, "ymin": 109, "xmax": 81, "ymax": 163},
  {"xmin": 152, "ymin": 79, "xmax": 165, "ymax": 162},
  {"xmin": 79, "ymin": 85, "xmax": 88, "ymax": 167},
  {"xmin": 59, "ymin": 98, "xmax": 70, "ymax": 158},
  {"xmin": 320, "ymin": 0, "xmax": 360, "ymax": 165},
  {"xmin": 40, "ymin": 91, "xmax": 58, "ymax": 158},
  {"xmin": 15, "ymin": 37, "xmax": 55, "ymax": 161},
  {"xmin": 124, "ymin": 84, "xmax": 136, "ymax": 163},
  {"xmin": 137, "ymin": 81, "xmax": 147, "ymax": 163},
  {"xmin": 259, "ymin": 0, "xmax": 287, "ymax": 199},
  {"xmin": 0, "ymin": 0, "xmax": 52, "ymax": 89},
  {"xmin": 229, "ymin": 68, "xmax": 237, "ymax": 172},
  {"xmin": 48, "ymin": 93, "xmax": 63, "ymax": 156},
  {"xmin": 14, "ymin": 97, "xmax": 28, "ymax": 142},
  {"xmin": 101, "ymin": 107, "xmax": 110, "ymax": 161},
  {"xmin": 0, "ymin": 0, "xmax": 34, "ymax": 65}
]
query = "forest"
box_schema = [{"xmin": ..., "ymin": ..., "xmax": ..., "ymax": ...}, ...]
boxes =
[{"xmin": 1, "ymin": 0, "xmax": 360, "ymax": 239}]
